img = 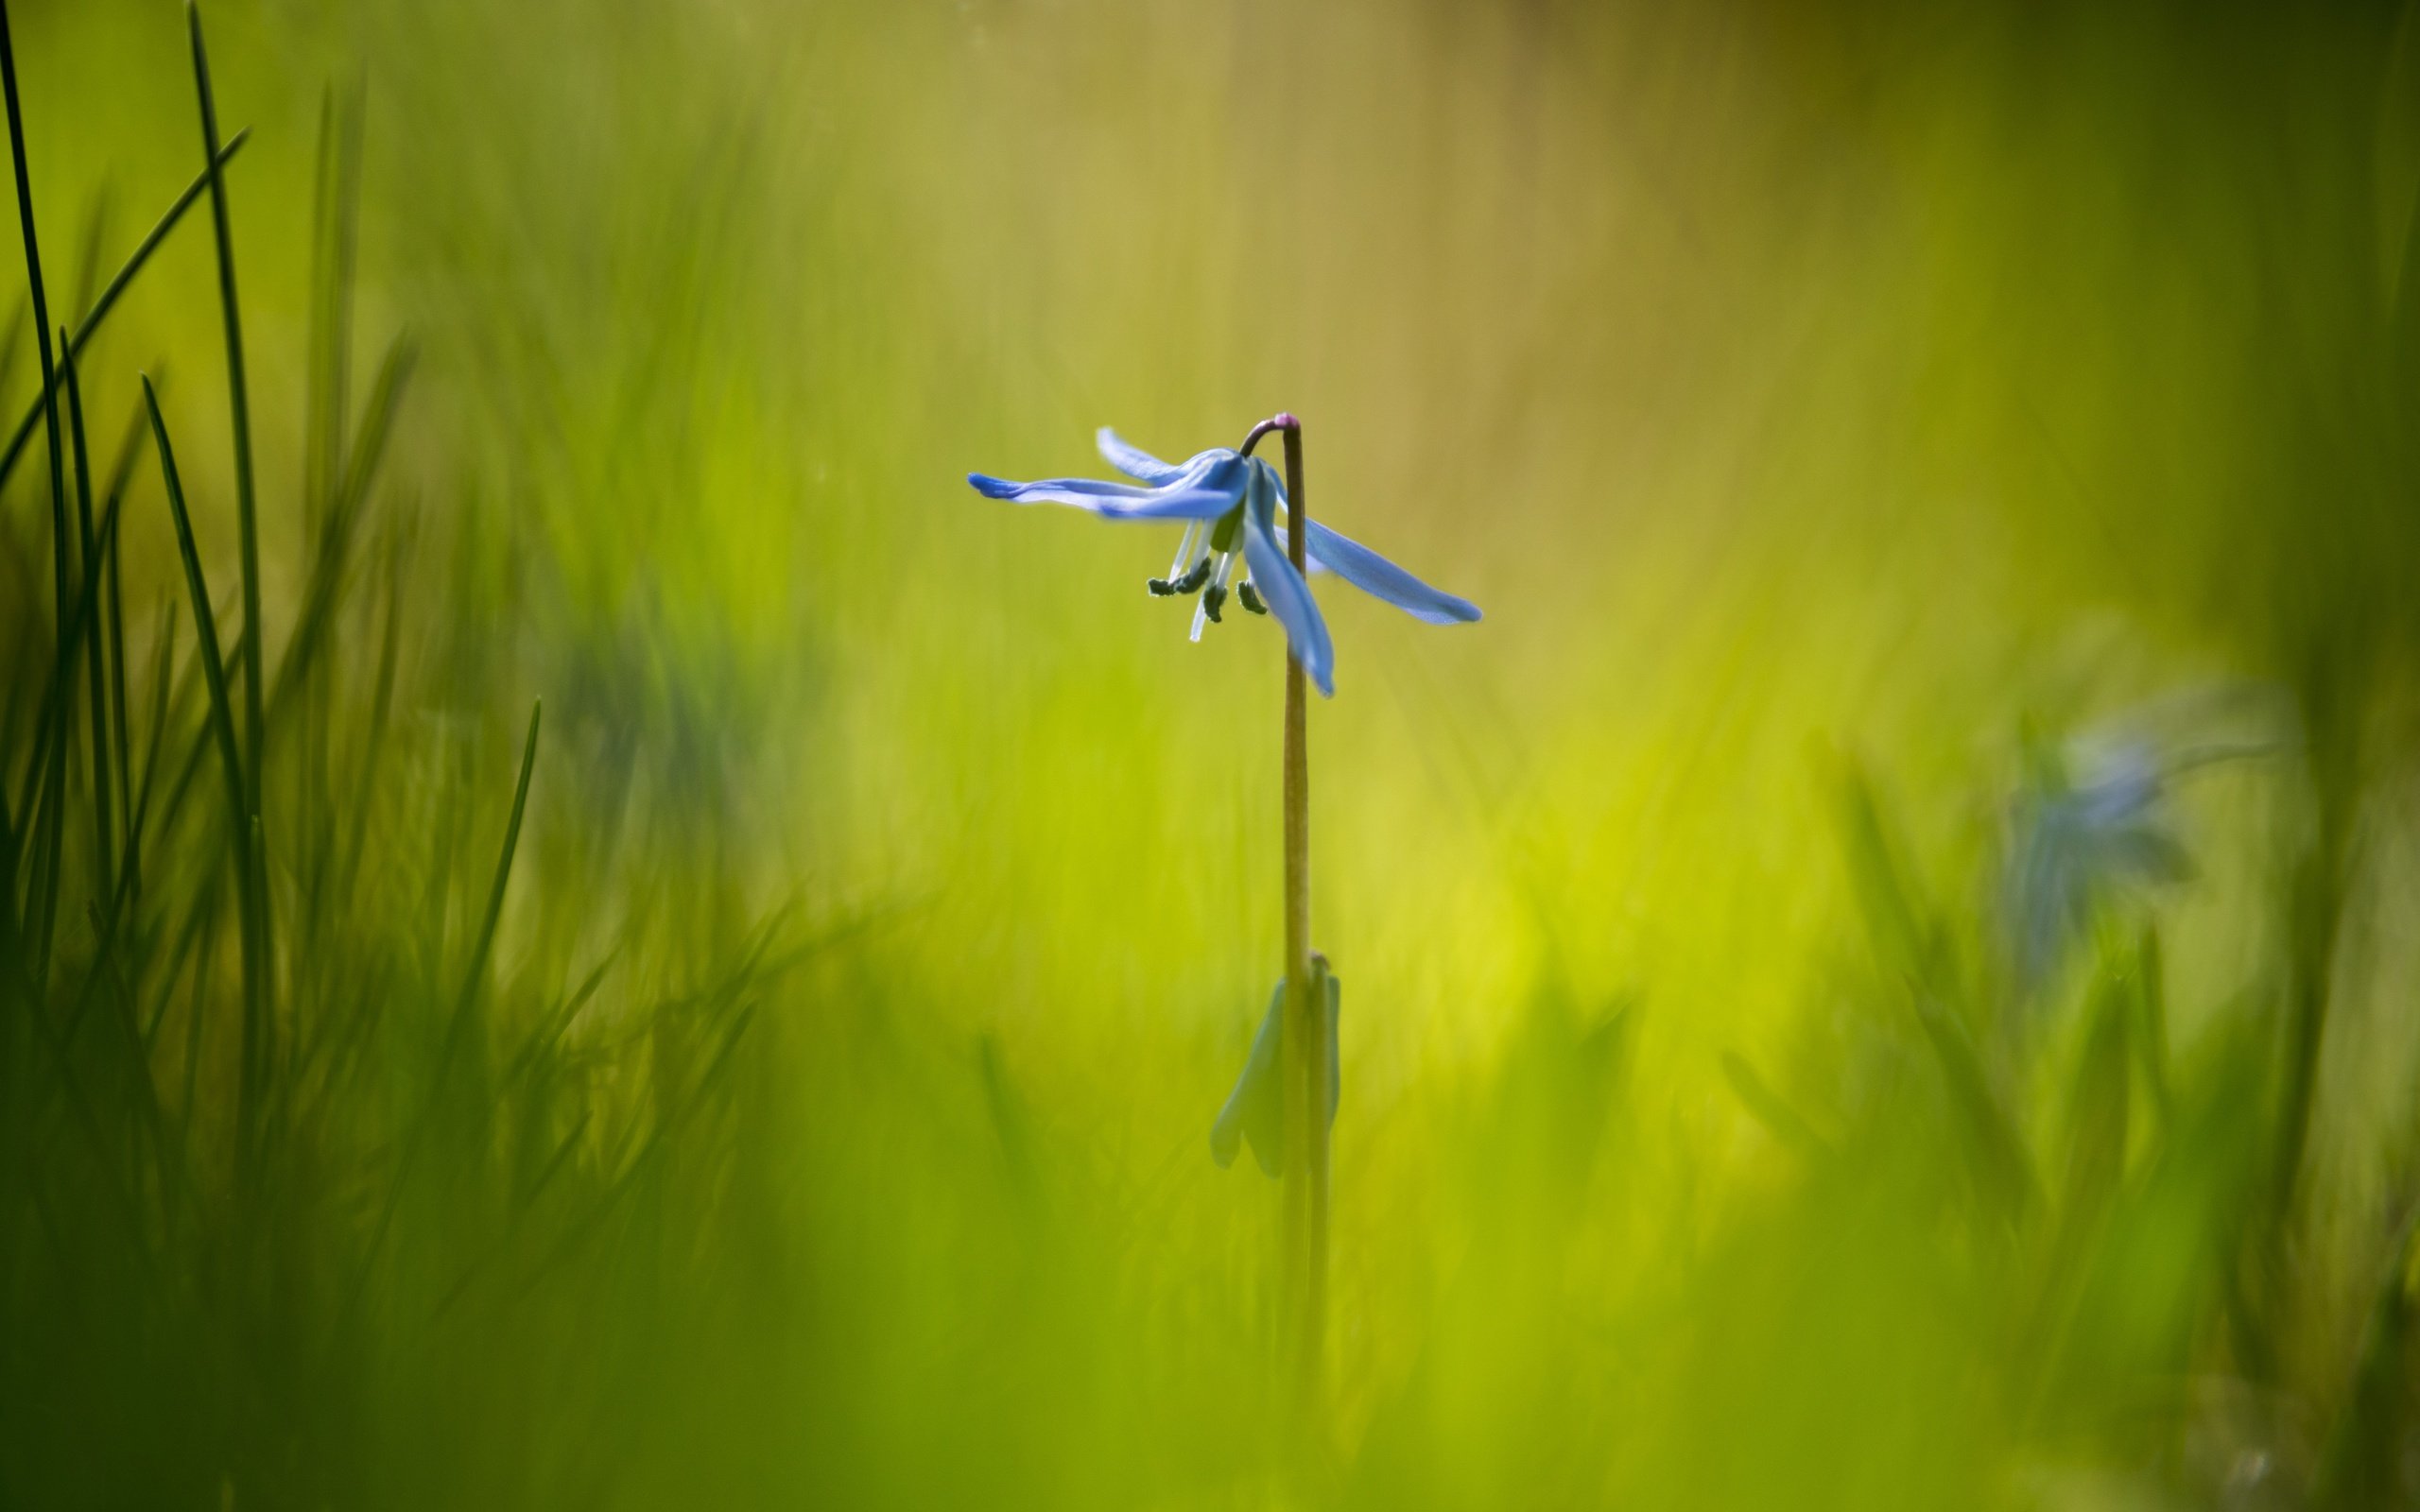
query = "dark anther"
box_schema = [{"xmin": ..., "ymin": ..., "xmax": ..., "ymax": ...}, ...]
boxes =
[
  {"xmin": 1172, "ymin": 557, "xmax": 1215, "ymax": 595},
  {"xmin": 1147, "ymin": 576, "xmax": 1177, "ymax": 597},
  {"xmin": 1237, "ymin": 581, "xmax": 1268, "ymax": 615},
  {"xmin": 1203, "ymin": 583, "xmax": 1228, "ymax": 623}
]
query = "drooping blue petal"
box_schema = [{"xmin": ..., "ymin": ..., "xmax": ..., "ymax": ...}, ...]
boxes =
[
  {"xmin": 1241, "ymin": 462, "xmax": 1336, "ymax": 696},
  {"xmin": 969, "ymin": 473, "xmax": 1147, "ymax": 502},
  {"xmin": 1304, "ymin": 521, "xmax": 1481, "ymax": 625},
  {"xmin": 1210, "ymin": 973, "xmax": 1341, "ymax": 1177},
  {"xmin": 966, "ymin": 472, "xmax": 1241, "ymax": 521},
  {"xmin": 1095, "ymin": 428, "xmax": 1186, "ymax": 484}
]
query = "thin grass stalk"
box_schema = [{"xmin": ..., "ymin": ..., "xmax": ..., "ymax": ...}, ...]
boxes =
[
  {"xmin": 0, "ymin": 131, "xmax": 249, "ymax": 494},
  {"xmin": 305, "ymin": 83, "xmax": 362, "ymax": 541},
  {"xmin": 4, "ymin": 463, "xmax": 129, "ymax": 891},
  {"xmin": 63, "ymin": 335, "xmax": 112, "ymax": 901},
  {"xmin": 101, "ymin": 398, "xmax": 147, "ymax": 902},
  {"xmin": 0, "ymin": 0, "xmax": 75, "ymax": 992},
  {"xmin": 337, "ymin": 534, "xmax": 405, "ymax": 914},
  {"xmin": 344, "ymin": 699, "xmax": 543, "ymax": 1314},
  {"xmin": 186, "ymin": 4, "xmax": 273, "ymax": 1181},
  {"xmin": 298, "ymin": 85, "xmax": 358, "ymax": 949},
  {"xmin": 143, "ymin": 374, "xmax": 261, "ymax": 1172}
]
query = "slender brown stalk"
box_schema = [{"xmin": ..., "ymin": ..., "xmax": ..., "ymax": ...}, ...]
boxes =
[{"xmin": 1245, "ymin": 411, "xmax": 1326, "ymax": 1400}]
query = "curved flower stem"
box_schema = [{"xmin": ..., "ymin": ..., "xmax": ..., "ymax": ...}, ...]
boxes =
[{"xmin": 1245, "ymin": 412, "xmax": 1326, "ymax": 1403}]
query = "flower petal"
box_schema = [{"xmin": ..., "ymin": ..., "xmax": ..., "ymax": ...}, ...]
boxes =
[
  {"xmin": 1095, "ymin": 428, "xmax": 1185, "ymax": 484},
  {"xmin": 966, "ymin": 473, "xmax": 1242, "ymax": 521},
  {"xmin": 1304, "ymin": 521, "xmax": 1481, "ymax": 625},
  {"xmin": 969, "ymin": 472, "xmax": 1147, "ymax": 502},
  {"xmin": 1244, "ymin": 506, "xmax": 1336, "ymax": 696}
]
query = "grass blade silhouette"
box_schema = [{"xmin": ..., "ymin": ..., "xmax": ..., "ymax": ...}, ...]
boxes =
[
  {"xmin": 143, "ymin": 374, "xmax": 264, "ymax": 1163},
  {"xmin": 0, "ymin": 130, "xmax": 248, "ymax": 494},
  {"xmin": 0, "ymin": 0, "xmax": 75, "ymax": 990},
  {"xmin": 347, "ymin": 699, "xmax": 543, "ymax": 1309},
  {"xmin": 62, "ymin": 335, "xmax": 112, "ymax": 900}
]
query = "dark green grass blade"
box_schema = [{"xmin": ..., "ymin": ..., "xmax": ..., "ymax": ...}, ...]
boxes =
[
  {"xmin": 275, "ymin": 340, "xmax": 413, "ymax": 712},
  {"xmin": 0, "ymin": 131, "xmax": 248, "ymax": 496},
  {"xmin": 0, "ymin": 0, "xmax": 75, "ymax": 989},
  {"xmin": 0, "ymin": 293, "xmax": 23, "ymax": 400},
  {"xmin": 2016, "ymin": 960, "xmax": 2137, "ymax": 1414},
  {"xmin": 1914, "ymin": 991, "xmax": 2036, "ymax": 1220},
  {"xmin": 1, "ymin": 515, "xmax": 126, "ymax": 1049},
  {"xmin": 99, "ymin": 396, "xmax": 147, "ymax": 891},
  {"xmin": 142, "ymin": 379, "xmax": 247, "ymax": 897},
  {"xmin": 2310, "ymin": 1207, "xmax": 2420, "ymax": 1509},
  {"xmin": 1721, "ymin": 1051, "xmax": 1830, "ymax": 1160},
  {"xmin": 138, "ymin": 336, "xmax": 410, "ymax": 927},
  {"xmin": 460, "ymin": 700, "xmax": 543, "ymax": 1025},
  {"xmin": 293, "ymin": 85, "xmax": 360, "ymax": 951},
  {"xmin": 187, "ymin": 4, "xmax": 264, "ymax": 844},
  {"xmin": 1836, "ymin": 760, "xmax": 1941, "ymax": 991},
  {"xmin": 347, "ymin": 700, "xmax": 543, "ymax": 1306},
  {"xmin": 4, "ymin": 481, "xmax": 126, "ymax": 885},
  {"xmin": 2131, "ymin": 927, "xmax": 2172, "ymax": 1134},
  {"xmin": 304, "ymin": 81, "xmax": 363, "ymax": 536},
  {"xmin": 63, "ymin": 335, "xmax": 112, "ymax": 900},
  {"xmin": 144, "ymin": 374, "xmax": 265, "ymax": 1160},
  {"xmin": 122, "ymin": 594, "xmax": 177, "ymax": 947},
  {"xmin": 335, "ymin": 537, "xmax": 405, "ymax": 911}
]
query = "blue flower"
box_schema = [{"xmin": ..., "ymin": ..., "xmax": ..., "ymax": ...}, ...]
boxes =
[
  {"xmin": 2004, "ymin": 734, "xmax": 2192, "ymax": 988},
  {"xmin": 969, "ymin": 427, "xmax": 1480, "ymax": 696},
  {"xmin": 1210, "ymin": 972, "xmax": 1340, "ymax": 1177}
]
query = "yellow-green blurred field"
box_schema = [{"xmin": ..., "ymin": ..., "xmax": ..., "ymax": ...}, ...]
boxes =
[{"xmin": 6, "ymin": 0, "xmax": 2420, "ymax": 1505}]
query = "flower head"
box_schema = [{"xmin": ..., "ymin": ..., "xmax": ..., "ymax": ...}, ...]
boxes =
[
  {"xmin": 969, "ymin": 426, "xmax": 1480, "ymax": 696},
  {"xmin": 2004, "ymin": 732, "xmax": 2191, "ymax": 988}
]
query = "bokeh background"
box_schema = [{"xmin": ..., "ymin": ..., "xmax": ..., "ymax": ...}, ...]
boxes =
[{"xmin": 6, "ymin": 0, "xmax": 2420, "ymax": 1505}]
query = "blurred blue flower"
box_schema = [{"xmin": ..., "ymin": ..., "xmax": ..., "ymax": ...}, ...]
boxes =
[
  {"xmin": 2004, "ymin": 733, "xmax": 2193, "ymax": 987},
  {"xmin": 969, "ymin": 428, "xmax": 1481, "ymax": 697},
  {"xmin": 1210, "ymin": 972, "xmax": 1340, "ymax": 1177}
]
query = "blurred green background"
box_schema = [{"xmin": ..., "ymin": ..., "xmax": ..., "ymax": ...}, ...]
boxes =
[{"xmin": 6, "ymin": 0, "xmax": 2420, "ymax": 1505}]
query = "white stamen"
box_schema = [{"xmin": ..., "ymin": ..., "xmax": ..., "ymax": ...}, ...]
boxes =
[
  {"xmin": 1188, "ymin": 548, "xmax": 1238, "ymax": 643},
  {"xmin": 1167, "ymin": 522, "xmax": 1201, "ymax": 578}
]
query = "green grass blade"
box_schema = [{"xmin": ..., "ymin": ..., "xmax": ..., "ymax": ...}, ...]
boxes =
[
  {"xmin": 99, "ymin": 396, "xmax": 147, "ymax": 892},
  {"xmin": 186, "ymin": 4, "xmax": 264, "ymax": 838},
  {"xmin": 62, "ymin": 332, "xmax": 112, "ymax": 901},
  {"xmin": 2310, "ymin": 1208, "xmax": 2420, "ymax": 1509},
  {"xmin": 347, "ymin": 699, "xmax": 543, "ymax": 1307},
  {"xmin": 304, "ymin": 81, "xmax": 362, "ymax": 538},
  {"xmin": 4, "ymin": 476, "xmax": 126, "ymax": 885},
  {"xmin": 0, "ymin": 129, "xmax": 249, "ymax": 495},
  {"xmin": 124, "ymin": 594, "xmax": 177, "ymax": 910},
  {"xmin": 274, "ymin": 339, "xmax": 414, "ymax": 707},
  {"xmin": 144, "ymin": 372, "xmax": 265, "ymax": 1161},
  {"xmin": 459, "ymin": 699, "xmax": 543, "ymax": 1023},
  {"xmin": 0, "ymin": 0, "xmax": 75, "ymax": 990},
  {"xmin": 1720, "ymin": 1050, "xmax": 1830, "ymax": 1160},
  {"xmin": 142, "ymin": 379, "xmax": 246, "ymax": 881},
  {"xmin": 335, "ymin": 541, "xmax": 405, "ymax": 911},
  {"xmin": 1913, "ymin": 991, "xmax": 2036, "ymax": 1220}
]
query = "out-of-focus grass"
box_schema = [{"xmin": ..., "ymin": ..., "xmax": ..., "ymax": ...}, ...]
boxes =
[{"xmin": 5, "ymin": 0, "xmax": 2420, "ymax": 1506}]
